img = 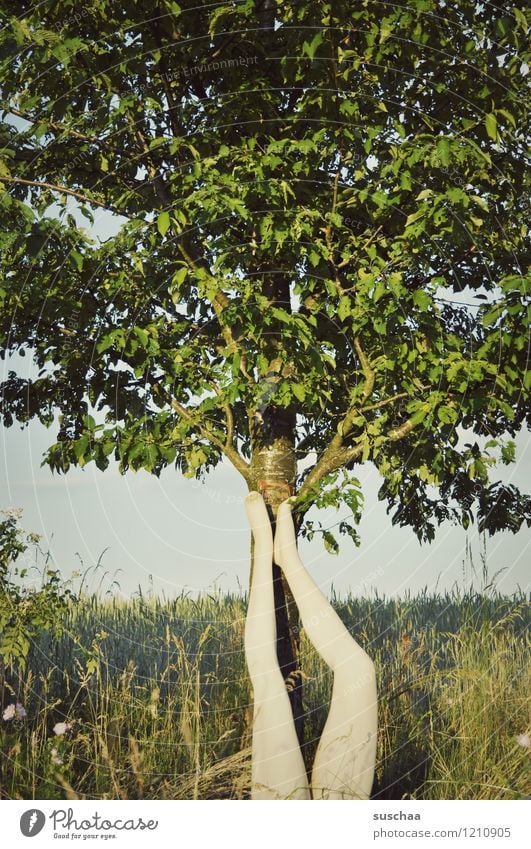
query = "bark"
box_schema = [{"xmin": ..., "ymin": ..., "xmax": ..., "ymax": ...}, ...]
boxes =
[{"xmin": 249, "ymin": 402, "xmax": 305, "ymax": 749}]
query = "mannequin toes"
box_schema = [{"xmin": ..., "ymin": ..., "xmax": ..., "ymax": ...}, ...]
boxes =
[
  {"xmin": 245, "ymin": 490, "xmax": 264, "ymax": 505},
  {"xmin": 278, "ymin": 495, "xmax": 297, "ymax": 512}
]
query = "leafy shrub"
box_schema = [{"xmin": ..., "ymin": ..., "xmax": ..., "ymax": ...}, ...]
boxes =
[{"xmin": 0, "ymin": 509, "xmax": 75, "ymax": 671}]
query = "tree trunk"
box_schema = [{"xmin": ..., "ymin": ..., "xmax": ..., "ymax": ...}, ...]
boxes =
[{"xmin": 249, "ymin": 403, "xmax": 305, "ymax": 749}]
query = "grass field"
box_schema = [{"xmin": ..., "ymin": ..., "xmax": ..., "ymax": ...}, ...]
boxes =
[{"xmin": 1, "ymin": 586, "xmax": 530, "ymax": 800}]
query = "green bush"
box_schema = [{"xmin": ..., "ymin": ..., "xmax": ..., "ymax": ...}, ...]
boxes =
[{"xmin": 0, "ymin": 509, "xmax": 75, "ymax": 671}]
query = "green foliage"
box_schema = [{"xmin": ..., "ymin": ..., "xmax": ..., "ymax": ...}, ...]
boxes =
[
  {"xmin": 0, "ymin": 511, "xmax": 75, "ymax": 669},
  {"xmin": 0, "ymin": 0, "xmax": 529, "ymax": 546},
  {"xmin": 295, "ymin": 468, "xmax": 364, "ymax": 550}
]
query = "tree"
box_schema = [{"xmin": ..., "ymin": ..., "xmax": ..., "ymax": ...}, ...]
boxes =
[{"xmin": 0, "ymin": 0, "xmax": 529, "ymax": 745}]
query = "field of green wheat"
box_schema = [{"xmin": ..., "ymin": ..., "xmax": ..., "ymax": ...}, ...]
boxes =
[{"xmin": 1, "ymin": 586, "xmax": 530, "ymax": 801}]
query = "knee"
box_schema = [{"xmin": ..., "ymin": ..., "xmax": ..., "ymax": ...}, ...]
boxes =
[
  {"xmin": 245, "ymin": 643, "xmax": 278, "ymax": 677},
  {"xmin": 339, "ymin": 649, "xmax": 377, "ymax": 697},
  {"xmin": 248, "ymin": 666, "xmax": 286, "ymax": 704}
]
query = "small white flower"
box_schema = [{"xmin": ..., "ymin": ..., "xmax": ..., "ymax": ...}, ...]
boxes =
[
  {"xmin": 2, "ymin": 704, "xmax": 16, "ymax": 721},
  {"xmin": 50, "ymin": 747, "xmax": 63, "ymax": 765},
  {"xmin": 15, "ymin": 703, "xmax": 26, "ymax": 719},
  {"xmin": 53, "ymin": 722, "xmax": 72, "ymax": 736},
  {"xmin": 516, "ymin": 734, "xmax": 531, "ymax": 749}
]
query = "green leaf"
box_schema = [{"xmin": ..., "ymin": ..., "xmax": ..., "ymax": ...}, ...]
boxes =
[
  {"xmin": 373, "ymin": 281, "xmax": 386, "ymax": 302},
  {"xmin": 437, "ymin": 405, "xmax": 457, "ymax": 425},
  {"xmin": 485, "ymin": 113, "xmax": 498, "ymax": 141},
  {"xmin": 405, "ymin": 209, "xmax": 425, "ymax": 227},
  {"xmin": 69, "ymin": 249, "xmax": 83, "ymax": 271},
  {"xmin": 157, "ymin": 211, "xmax": 170, "ymax": 237},
  {"xmin": 413, "ymin": 290, "xmax": 430, "ymax": 310},
  {"xmin": 322, "ymin": 529, "xmax": 339, "ymax": 555},
  {"xmin": 400, "ymin": 171, "xmax": 412, "ymax": 191},
  {"xmin": 73, "ymin": 435, "xmax": 90, "ymax": 461},
  {"xmin": 303, "ymin": 32, "xmax": 324, "ymax": 59},
  {"xmin": 338, "ymin": 295, "xmax": 351, "ymax": 321},
  {"xmin": 436, "ymin": 137, "xmax": 451, "ymax": 167},
  {"xmin": 145, "ymin": 444, "xmax": 158, "ymax": 470},
  {"xmin": 172, "ymin": 266, "xmax": 187, "ymax": 286},
  {"xmin": 408, "ymin": 403, "xmax": 430, "ymax": 426},
  {"xmin": 500, "ymin": 440, "xmax": 516, "ymax": 464},
  {"xmin": 292, "ymin": 383, "xmax": 306, "ymax": 402},
  {"xmin": 470, "ymin": 195, "xmax": 489, "ymax": 212},
  {"xmin": 133, "ymin": 326, "xmax": 149, "ymax": 347}
]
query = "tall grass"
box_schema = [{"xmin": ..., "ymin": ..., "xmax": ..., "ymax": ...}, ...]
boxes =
[{"xmin": 1, "ymin": 587, "xmax": 529, "ymax": 800}]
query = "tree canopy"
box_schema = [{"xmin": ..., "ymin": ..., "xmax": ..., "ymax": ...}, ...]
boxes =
[{"xmin": 1, "ymin": 0, "xmax": 530, "ymax": 551}]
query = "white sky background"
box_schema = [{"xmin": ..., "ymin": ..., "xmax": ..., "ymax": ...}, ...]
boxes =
[{"xmin": 1, "ymin": 188, "xmax": 529, "ymax": 601}]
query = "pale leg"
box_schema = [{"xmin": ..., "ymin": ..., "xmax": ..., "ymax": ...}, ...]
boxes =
[
  {"xmin": 244, "ymin": 492, "xmax": 310, "ymax": 800},
  {"xmin": 274, "ymin": 499, "xmax": 378, "ymax": 800}
]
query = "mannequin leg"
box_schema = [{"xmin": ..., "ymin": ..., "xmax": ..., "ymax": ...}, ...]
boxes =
[
  {"xmin": 244, "ymin": 492, "xmax": 310, "ymax": 800},
  {"xmin": 274, "ymin": 498, "xmax": 378, "ymax": 800}
]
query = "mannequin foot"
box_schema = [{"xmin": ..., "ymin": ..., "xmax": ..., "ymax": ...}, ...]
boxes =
[{"xmin": 274, "ymin": 496, "xmax": 298, "ymax": 568}]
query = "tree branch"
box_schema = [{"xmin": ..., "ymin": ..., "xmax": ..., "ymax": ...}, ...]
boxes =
[
  {"xmin": 149, "ymin": 12, "xmax": 188, "ymax": 140},
  {"xmin": 297, "ymin": 409, "xmax": 425, "ymax": 501},
  {"xmin": 353, "ymin": 335, "xmax": 375, "ymax": 404},
  {"xmin": 337, "ymin": 224, "xmax": 383, "ymax": 271},
  {"xmin": 169, "ymin": 397, "xmax": 250, "ymax": 481},
  {"xmin": 176, "ymin": 241, "xmax": 254, "ymax": 383},
  {"xmin": 8, "ymin": 106, "xmax": 106, "ymax": 145},
  {"xmin": 292, "ymin": 334, "xmax": 376, "ymax": 494},
  {"xmin": 7, "ymin": 105, "xmax": 172, "ymax": 207},
  {"xmin": 0, "ymin": 176, "xmax": 133, "ymax": 220},
  {"xmin": 360, "ymin": 388, "xmax": 428, "ymax": 414},
  {"xmin": 324, "ymin": 167, "xmax": 341, "ymax": 282},
  {"xmin": 387, "ymin": 418, "xmax": 418, "ymax": 441},
  {"xmin": 412, "ymin": 245, "xmax": 477, "ymax": 290},
  {"xmin": 6, "ymin": 106, "xmax": 128, "ymax": 162},
  {"xmin": 210, "ymin": 381, "xmax": 236, "ymax": 450},
  {"xmin": 124, "ymin": 110, "xmax": 172, "ymax": 208}
]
